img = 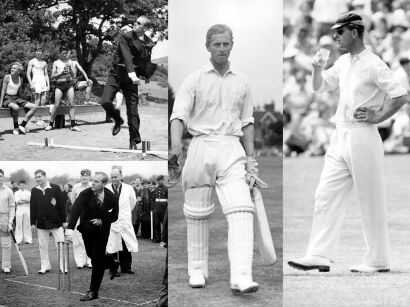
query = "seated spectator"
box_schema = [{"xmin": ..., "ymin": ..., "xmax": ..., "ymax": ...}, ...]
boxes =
[{"xmin": 0, "ymin": 62, "xmax": 39, "ymax": 136}]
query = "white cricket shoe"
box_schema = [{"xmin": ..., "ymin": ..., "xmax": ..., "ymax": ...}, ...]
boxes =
[
  {"xmin": 70, "ymin": 126, "xmax": 81, "ymax": 132},
  {"xmin": 189, "ymin": 269, "xmax": 206, "ymax": 288},
  {"xmin": 3, "ymin": 267, "xmax": 10, "ymax": 274},
  {"xmin": 288, "ymin": 255, "xmax": 331, "ymax": 272},
  {"xmin": 350, "ymin": 264, "xmax": 390, "ymax": 273},
  {"xmin": 18, "ymin": 125, "xmax": 26, "ymax": 134},
  {"xmin": 231, "ymin": 279, "xmax": 259, "ymax": 293}
]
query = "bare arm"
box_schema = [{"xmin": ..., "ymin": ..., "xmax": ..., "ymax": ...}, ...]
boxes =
[
  {"xmin": 170, "ymin": 119, "xmax": 184, "ymax": 157},
  {"xmin": 75, "ymin": 62, "xmax": 89, "ymax": 81},
  {"xmin": 0, "ymin": 76, "xmax": 9, "ymax": 106},
  {"xmin": 26, "ymin": 60, "xmax": 33, "ymax": 87},
  {"xmin": 354, "ymin": 95, "xmax": 409, "ymax": 124},
  {"xmin": 241, "ymin": 124, "xmax": 255, "ymax": 157}
]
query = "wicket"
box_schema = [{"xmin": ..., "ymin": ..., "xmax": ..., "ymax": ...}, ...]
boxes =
[{"xmin": 57, "ymin": 241, "xmax": 71, "ymax": 291}]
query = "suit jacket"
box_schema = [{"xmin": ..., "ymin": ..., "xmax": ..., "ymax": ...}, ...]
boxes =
[
  {"xmin": 113, "ymin": 30, "xmax": 157, "ymax": 78},
  {"xmin": 68, "ymin": 187, "xmax": 118, "ymax": 234},
  {"xmin": 30, "ymin": 183, "xmax": 66, "ymax": 229}
]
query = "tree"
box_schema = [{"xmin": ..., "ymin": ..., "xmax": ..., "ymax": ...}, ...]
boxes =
[
  {"xmin": 8, "ymin": 169, "xmax": 32, "ymax": 185},
  {"xmin": 0, "ymin": 0, "xmax": 167, "ymax": 75}
]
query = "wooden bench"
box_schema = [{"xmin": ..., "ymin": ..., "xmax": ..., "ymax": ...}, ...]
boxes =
[
  {"xmin": 0, "ymin": 105, "xmax": 104, "ymax": 118},
  {"xmin": 0, "ymin": 105, "xmax": 105, "ymax": 128}
]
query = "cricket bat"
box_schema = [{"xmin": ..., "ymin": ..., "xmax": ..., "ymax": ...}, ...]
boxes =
[
  {"xmin": 9, "ymin": 230, "xmax": 29, "ymax": 275},
  {"xmin": 252, "ymin": 187, "xmax": 277, "ymax": 265}
]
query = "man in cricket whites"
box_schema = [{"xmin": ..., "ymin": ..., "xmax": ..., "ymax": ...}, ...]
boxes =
[
  {"xmin": 169, "ymin": 24, "xmax": 259, "ymax": 292},
  {"xmin": 288, "ymin": 12, "xmax": 409, "ymax": 273}
]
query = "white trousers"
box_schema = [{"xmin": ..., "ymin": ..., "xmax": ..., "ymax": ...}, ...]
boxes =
[
  {"xmin": 37, "ymin": 227, "xmax": 66, "ymax": 271},
  {"xmin": 307, "ymin": 123, "xmax": 389, "ymax": 266},
  {"xmin": 72, "ymin": 220, "xmax": 91, "ymax": 267},
  {"xmin": 15, "ymin": 205, "xmax": 32, "ymax": 244},
  {"xmin": 182, "ymin": 135, "xmax": 255, "ymax": 281}
]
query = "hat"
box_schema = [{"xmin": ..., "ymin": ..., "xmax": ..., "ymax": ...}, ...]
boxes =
[
  {"xmin": 156, "ymin": 175, "xmax": 164, "ymax": 181},
  {"xmin": 80, "ymin": 169, "xmax": 91, "ymax": 176},
  {"xmin": 331, "ymin": 12, "xmax": 364, "ymax": 30},
  {"xmin": 149, "ymin": 180, "xmax": 156, "ymax": 185}
]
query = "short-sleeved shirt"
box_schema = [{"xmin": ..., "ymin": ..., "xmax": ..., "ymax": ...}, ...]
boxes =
[
  {"xmin": 315, "ymin": 48, "xmax": 407, "ymax": 123},
  {"xmin": 170, "ymin": 61, "xmax": 254, "ymax": 137}
]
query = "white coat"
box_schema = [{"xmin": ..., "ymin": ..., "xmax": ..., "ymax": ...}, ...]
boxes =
[{"xmin": 106, "ymin": 183, "xmax": 139, "ymax": 253}]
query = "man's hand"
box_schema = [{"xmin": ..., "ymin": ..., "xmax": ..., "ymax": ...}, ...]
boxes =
[
  {"xmin": 128, "ymin": 72, "xmax": 141, "ymax": 85},
  {"xmin": 62, "ymin": 222, "xmax": 68, "ymax": 229},
  {"xmin": 168, "ymin": 153, "xmax": 181, "ymax": 183},
  {"xmin": 246, "ymin": 156, "xmax": 259, "ymax": 176},
  {"xmin": 90, "ymin": 218, "xmax": 102, "ymax": 226},
  {"xmin": 31, "ymin": 225, "xmax": 36, "ymax": 233},
  {"xmin": 65, "ymin": 229, "xmax": 73, "ymax": 242},
  {"xmin": 353, "ymin": 107, "xmax": 379, "ymax": 124}
]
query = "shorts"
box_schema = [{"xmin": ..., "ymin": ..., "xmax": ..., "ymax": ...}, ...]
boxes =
[
  {"xmin": 2, "ymin": 95, "xmax": 29, "ymax": 108},
  {"xmin": 31, "ymin": 75, "xmax": 48, "ymax": 94},
  {"xmin": 55, "ymin": 81, "xmax": 74, "ymax": 92}
]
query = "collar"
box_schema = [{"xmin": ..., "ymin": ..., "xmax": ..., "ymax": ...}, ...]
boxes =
[
  {"xmin": 36, "ymin": 182, "xmax": 51, "ymax": 191},
  {"xmin": 204, "ymin": 60, "xmax": 236, "ymax": 76},
  {"xmin": 94, "ymin": 189, "xmax": 104, "ymax": 198},
  {"xmin": 348, "ymin": 47, "xmax": 369, "ymax": 61}
]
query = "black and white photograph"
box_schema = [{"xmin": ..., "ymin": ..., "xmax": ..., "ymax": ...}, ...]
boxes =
[
  {"xmin": 284, "ymin": 0, "xmax": 410, "ymax": 305},
  {"xmin": 168, "ymin": 0, "xmax": 283, "ymax": 306},
  {"xmin": 0, "ymin": 161, "xmax": 168, "ymax": 305},
  {"xmin": 0, "ymin": 0, "xmax": 168, "ymax": 161}
]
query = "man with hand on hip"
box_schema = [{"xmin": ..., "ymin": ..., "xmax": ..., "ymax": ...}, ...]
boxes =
[{"xmin": 288, "ymin": 12, "xmax": 409, "ymax": 274}]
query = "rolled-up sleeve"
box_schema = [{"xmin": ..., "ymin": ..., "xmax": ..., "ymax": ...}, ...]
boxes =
[
  {"xmin": 240, "ymin": 81, "xmax": 254, "ymax": 127},
  {"xmin": 373, "ymin": 59, "xmax": 408, "ymax": 98},
  {"xmin": 170, "ymin": 73, "xmax": 197, "ymax": 126},
  {"xmin": 314, "ymin": 58, "xmax": 342, "ymax": 93}
]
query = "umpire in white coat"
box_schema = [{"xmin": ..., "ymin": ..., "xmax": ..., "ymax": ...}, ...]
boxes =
[
  {"xmin": 106, "ymin": 167, "xmax": 138, "ymax": 274},
  {"xmin": 288, "ymin": 12, "xmax": 409, "ymax": 273}
]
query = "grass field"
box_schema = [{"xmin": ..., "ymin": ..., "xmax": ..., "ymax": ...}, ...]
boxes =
[
  {"xmin": 284, "ymin": 155, "xmax": 410, "ymax": 306},
  {"xmin": 168, "ymin": 156, "xmax": 283, "ymax": 307},
  {"xmin": 0, "ymin": 236, "xmax": 166, "ymax": 306},
  {"xmin": 0, "ymin": 102, "xmax": 167, "ymax": 161}
]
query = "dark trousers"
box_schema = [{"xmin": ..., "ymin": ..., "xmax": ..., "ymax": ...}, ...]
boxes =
[
  {"xmin": 153, "ymin": 203, "xmax": 167, "ymax": 242},
  {"xmin": 82, "ymin": 229, "xmax": 114, "ymax": 293},
  {"xmin": 134, "ymin": 215, "xmax": 141, "ymax": 236},
  {"xmin": 117, "ymin": 239, "xmax": 132, "ymax": 272},
  {"xmin": 161, "ymin": 208, "xmax": 168, "ymax": 244},
  {"xmin": 100, "ymin": 67, "xmax": 141, "ymax": 145}
]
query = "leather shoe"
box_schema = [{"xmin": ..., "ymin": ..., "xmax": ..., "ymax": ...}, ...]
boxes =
[
  {"xmin": 112, "ymin": 117, "xmax": 124, "ymax": 136},
  {"xmin": 350, "ymin": 264, "xmax": 390, "ymax": 273},
  {"xmin": 80, "ymin": 291, "xmax": 98, "ymax": 301},
  {"xmin": 189, "ymin": 269, "xmax": 206, "ymax": 288},
  {"xmin": 122, "ymin": 269, "xmax": 135, "ymax": 274},
  {"xmin": 288, "ymin": 255, "xmax": 331, "ymax": 272},
  {"xmin": 110, "ymin": 259, "xmax": 120, "ymax": 280}
]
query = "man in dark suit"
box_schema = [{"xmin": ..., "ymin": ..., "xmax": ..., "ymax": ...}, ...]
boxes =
[
  {"xmin": 100, "ymin": 15, "xmax": 157, "ymax": 149},
  {"xmin": 30, "ymin": 170, "xmax": 66, "ymax": 274},
  {"xmin": 65, "ymin": 172, "xmax": 119, "ymax": 301},
  {"xmin": 152, "ymin": 175, "xmax": 167, "ymax": 243}
]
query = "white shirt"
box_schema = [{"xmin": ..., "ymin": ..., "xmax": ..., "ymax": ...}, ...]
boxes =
[
  {"xmin": 170, "ymin": 61, "xmax": 254, "ymax": 137},
  {"xmin": 315, "ymin": 48, "xmax": 407, "ymax": 123},
  {"xmin": 71, "ymin": 182, "xmax": 92, "ymax": 203},
  {"xmin": 35, "ymin": 182, "xmax": 52, "ymax": 194},
  {"xmin": 14, "ymin": 189, "xmax": 31, "ymax": 207}
]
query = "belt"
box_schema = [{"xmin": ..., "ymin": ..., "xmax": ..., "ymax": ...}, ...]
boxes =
[{"xmin": 155, "ymin": 199, "xmax": 167, "ymax": 202}]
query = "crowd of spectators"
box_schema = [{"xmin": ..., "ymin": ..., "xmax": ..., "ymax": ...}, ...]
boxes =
[{"xmin": 284, "ymin": 0, "xmax": 410, "ymax": 156}]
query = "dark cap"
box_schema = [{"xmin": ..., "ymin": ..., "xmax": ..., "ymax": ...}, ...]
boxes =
[
  {"xmin": 331, "ymin": 12, "xmax": 364, "ymax": 30},
  {"xmin": 149, "ymin": 180, "xmax": 156, "ymax": 185},
  {"xmin": 80, "ymin": 169, "xmax": 91, "ymax": 176},
  {"xmin": 142, "ymin": 179, "xmax": 149, "ymax": 184},
  {"xmin": 157, "ymin": 175, "xmax": 164, "ymax": 181}
]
